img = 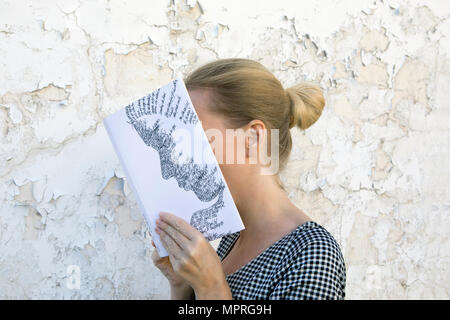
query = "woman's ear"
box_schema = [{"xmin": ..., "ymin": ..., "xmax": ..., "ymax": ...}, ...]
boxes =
[
  {"xmin": 243, "ymin": 119, "xmax": 266, "ymax": 163},
  {"xmin": 248, "ymin": 128, "xmax": 258, "ymax": 146},
  {"xmin": 245, "ymin": 123, "xmax": 265, "ymax": 163},
  {"xmin": 245, "ymin": 129, "xmax": 256, "ymax": 162}
]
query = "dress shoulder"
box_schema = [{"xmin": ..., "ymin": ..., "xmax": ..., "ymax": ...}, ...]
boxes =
[
  {"xmin": 214, "ymin": 221, "xmax": 346, "ymax": 300},
  {"xmin": 269, "ymin": 222, "xmax": 346, "ymax": 299}
]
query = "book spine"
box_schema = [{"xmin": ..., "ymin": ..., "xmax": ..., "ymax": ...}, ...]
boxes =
[{"xmin": 102, "ymin": 117, "xmax": 168, "ymax": 257}]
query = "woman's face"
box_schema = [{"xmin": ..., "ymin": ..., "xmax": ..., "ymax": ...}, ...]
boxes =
[{"xmin": 188, "ymin": 89, "xmax": 245, "ymax": 197}]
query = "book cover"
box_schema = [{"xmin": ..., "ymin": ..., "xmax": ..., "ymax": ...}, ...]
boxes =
[{"xmin": 103, "ymin": 77, "xmax": 245, "ymax": 257}]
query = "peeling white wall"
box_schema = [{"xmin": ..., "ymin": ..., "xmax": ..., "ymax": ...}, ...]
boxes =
[{"xmin": 0, "ymin": 0, "xmax": 449, "ymax": 299}]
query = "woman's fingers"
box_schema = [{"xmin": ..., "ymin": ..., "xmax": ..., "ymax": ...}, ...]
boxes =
[
  {"xmin": 158, "ymin": 212, "xmax": 199, "ymax": 240},
  {"xmin": 156, "ymin": 219, "xmax": 189, "ymax": 249},
  {"xmin": 157, "ymin": 225, "xmax": 182, "ymax": 259}
]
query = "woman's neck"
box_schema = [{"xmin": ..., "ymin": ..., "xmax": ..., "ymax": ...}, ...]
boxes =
[{"xmin": 234, "ymin": 174, "xmax": 310, "ymax": 246}]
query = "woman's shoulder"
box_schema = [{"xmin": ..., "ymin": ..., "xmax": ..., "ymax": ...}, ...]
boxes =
[
  {"xmin": 282, "ymin": 221, "xmax": 344, "ymax": 259},
  {"xmin": 271, "ymin": 221, "xmax": 346, "ymax": 299},
  {"xmin": 216, "ymin": 220, "xmax": 344, "ymax": 265},
  {"xmin": 215, "ymin": 221, "xmax": 346, "ymax": 299}
]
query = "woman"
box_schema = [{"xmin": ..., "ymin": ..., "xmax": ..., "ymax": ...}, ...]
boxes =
[{"xmin": 151, "ymin": 58, "xmax": 346, "ymax": 300}]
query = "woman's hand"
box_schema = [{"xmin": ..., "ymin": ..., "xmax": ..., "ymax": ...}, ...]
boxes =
[
  {"xmin": 151, "ymin": 240, "xmax": 186, "ymax": 287},
  {"xmin": 151, "ymin": 240, "xmax": 194, "ymax": 299},
  {"xmin": 155, "ymin": 211, "xmax": 232, "ymax": 300}
]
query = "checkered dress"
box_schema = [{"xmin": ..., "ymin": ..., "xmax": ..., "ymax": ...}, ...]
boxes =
[{"xmin": 216, "ymin": 221, "xmax": 346, "ymax": 300}]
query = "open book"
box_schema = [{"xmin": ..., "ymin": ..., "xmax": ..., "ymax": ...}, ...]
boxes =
[{"xmin": 103, "ymin": 77, "xmax": 245, "ymax": 257}]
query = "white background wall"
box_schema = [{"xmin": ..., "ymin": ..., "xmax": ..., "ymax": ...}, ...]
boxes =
[{"xmin": 0, "ymin": 0, "xmax": 449, "ymax": 299}]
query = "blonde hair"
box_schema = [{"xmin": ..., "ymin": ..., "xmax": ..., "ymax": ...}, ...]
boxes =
[{"xmin": 184, "ymin": 58, "xmax": 325, "ymax": 190}]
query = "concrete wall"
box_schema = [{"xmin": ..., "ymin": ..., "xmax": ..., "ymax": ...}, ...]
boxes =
[{"xmin": 0, "ymin": 0, "xmax": 449, "ymax": 299}]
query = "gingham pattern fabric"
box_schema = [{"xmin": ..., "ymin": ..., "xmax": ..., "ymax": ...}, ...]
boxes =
[{"xmin": 216, "ymin": 221, "xmax": 346, "ymax": 300}]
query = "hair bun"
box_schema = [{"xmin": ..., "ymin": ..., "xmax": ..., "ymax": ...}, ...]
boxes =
[{"xmin": 286, "ymin": 82, "xmax": 326, "ymax": 130}]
